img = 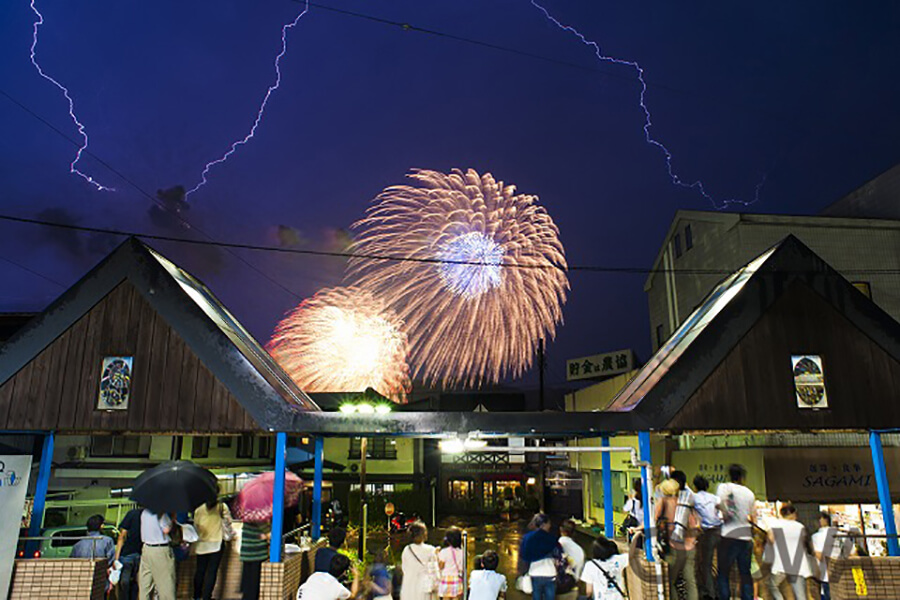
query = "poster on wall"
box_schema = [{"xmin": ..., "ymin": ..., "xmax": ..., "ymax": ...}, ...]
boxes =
[
  {"xmin": 98, "ymin": 356, "xmax": 133, "ymax": 411},
  {"xmin": 792, "ymin": 355, "xmax": 828, "ymax": 409},
  {"xmin": 0, "ymin": 456, "xmax": 32, "ymax": 597}
]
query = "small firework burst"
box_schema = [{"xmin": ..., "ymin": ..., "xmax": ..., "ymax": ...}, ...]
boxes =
[
  {"xmin": 348, "ymin": 168, "xmax": 569, "ymax": 388},
  {"xmin": 267, "ymin": 286, "xmax": 411, "ymax": 401}
]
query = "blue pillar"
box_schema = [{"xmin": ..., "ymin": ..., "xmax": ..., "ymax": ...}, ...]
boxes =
[
  {"xmin": 870, "ymin": 431, "xmax": 900, "ymax": 556},
  {"xmin": 638, "ymin": 431, "xmax": 653, "ymax": 562},
  {"xmin": 312, "ymin": 437, "xmax": 324, "ymax": 540},
  {"xmin": 601, "ymin": 435, "xmax": 614, "ymax": 539},
  {"xmin": 270, "ymin": 432, "xmax": 287, "ymax": 563},
  {"xmin": 27, "ymin": 432, "xmax": 54, "ymax": 557}
]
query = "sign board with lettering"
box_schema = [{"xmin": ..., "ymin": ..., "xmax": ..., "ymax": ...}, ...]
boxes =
[
  {"xmin": 0, "ymin": 456, "xmax": 32, "ymax": 598},
  {"xmin": 567, "ymin": 349, "xmax": 634, "ymax": 381},
  {"xmin": 671, "ymin": 449, "xmax": 766, "ymax": 498},
  {"xmin": 763, "ymin": 448, "xmax": 899, "ymax": 503}
]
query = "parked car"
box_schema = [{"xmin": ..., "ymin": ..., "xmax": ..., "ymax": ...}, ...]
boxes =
[{"xmin": 17, "ymin": 524, "xmax": 119, "ymax": 559}]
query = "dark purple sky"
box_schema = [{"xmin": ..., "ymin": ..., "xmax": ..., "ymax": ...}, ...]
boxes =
[{"xmin": 1, "ymin": 0, "xmax": 899, "ymax": 390}]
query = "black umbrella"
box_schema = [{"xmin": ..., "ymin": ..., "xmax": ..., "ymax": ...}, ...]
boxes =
[{"xmin": 130, "ymin": 460, "xmax": 217, "ymax": 514}]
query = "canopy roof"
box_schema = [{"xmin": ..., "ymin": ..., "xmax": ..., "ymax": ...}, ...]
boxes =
[{"xmin": 607, "ymin": 235, "xmax": 900, "ymax": 431}]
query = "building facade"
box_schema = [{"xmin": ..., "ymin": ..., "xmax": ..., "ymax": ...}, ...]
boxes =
[{"xmin": 646, "ymin": 210, "xmax": 900, "ymax": 351}]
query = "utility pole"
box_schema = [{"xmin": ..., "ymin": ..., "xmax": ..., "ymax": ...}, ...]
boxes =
[
  {"xmin": 358, "ymin": 436, "xmax": 367, "ymax": 557},
  {"xmin": 538, "ymin": 338, "xmax": 545, "ymax": 411}
]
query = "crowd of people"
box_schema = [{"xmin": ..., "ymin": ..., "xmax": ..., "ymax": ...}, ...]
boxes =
[
  {"xmin": 66, "ymin": 461, "xmax": 868, "ymax": 600},
  {"xmin": 622, "ymin": 462, "xmax": 866, "ymax": 600}
]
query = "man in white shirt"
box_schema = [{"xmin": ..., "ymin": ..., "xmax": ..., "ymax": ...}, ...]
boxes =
[
  {"xmin": 138, "ymin": 509, "xmax": 175, "ymax": 600},
  {"xmin": 716, "ymin": 464, "xmax": 757, "ymax": 600},
  {"xmin": 767, "ymin": 503, "xmax": 813, "ymax": 600},
  {"xmin": 557, "ymin": 519, "xmax": 585, "ymax": 599},
  {"xmin": 580, "ymin": 536, "xmax": 628, "ymax": 600},
  {"xmin": 693, "ymin": 475, "xmax": 723, "ymax": 600},
  {"xmin": 811, "ymin": 511, "xmax": 849, "ymax": 600},
  {"xmin": 297, "ymin": 553, "xmax": 358, "ymax": 600}
]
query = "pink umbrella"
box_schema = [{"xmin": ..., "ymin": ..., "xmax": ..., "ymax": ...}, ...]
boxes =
[{"xmin": 234, "ymin": 471, "xmax": 303, "ymax": 523}]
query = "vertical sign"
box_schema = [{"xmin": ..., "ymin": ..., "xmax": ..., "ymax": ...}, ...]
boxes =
[
  {"xmin": 0, "ymin": 456, "xmax": 32, "ymax": 597},
  {"xmin": 792, "ymin": 355, "xmax": 828, "ymax": 409},
  {"xmin": 98, "ymin": 356, "xmax": 133, "ymax": 410}
]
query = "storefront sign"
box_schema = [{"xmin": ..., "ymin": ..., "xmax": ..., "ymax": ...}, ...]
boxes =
[
  {"xmin": 98, "ymin": 356, "xmax": 133, "ymax": 410},
  {"xmin": 0, "ymin": 456, "xmax": 32, "ymax": 597},
  {"xmin": 763, "ymin": 448, "xmax": 900, "ymax": 503},
  {"xmin": 567, "ymin": 349, "xmax": 634, "ymax": 381},
  {"xmin": 671, "ymin": 449, "xmax": 766, "ymax": 498},
  {"xmin": 792, "ymin": 354, "xmax": 828, "ymax": 409}
]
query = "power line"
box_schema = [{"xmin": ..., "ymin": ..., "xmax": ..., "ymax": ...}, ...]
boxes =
[
  {"xmin": 5, "ymin": 211, "xmax": 900, "ymax": 276},
  {"xmin": 0, "ymin": 88, "xmax": 305, "ymax": 301},
  {"xmin": 0, "ymin": 252, "xmax": 66, "ymax": 288}
]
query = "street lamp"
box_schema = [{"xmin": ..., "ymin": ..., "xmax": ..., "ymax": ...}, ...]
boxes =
[{"xmin": 339, "ymin": 400, "xmax": 393, "ymax": 557}]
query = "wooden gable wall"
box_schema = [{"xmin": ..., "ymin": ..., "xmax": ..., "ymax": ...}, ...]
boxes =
[
  {"xmin": 0, "ymin": 281, "xmax": 261, "ymax": 433},
  {"xmin": 669, "ymin": 281, "xmax": 900, "ymax": 431}
]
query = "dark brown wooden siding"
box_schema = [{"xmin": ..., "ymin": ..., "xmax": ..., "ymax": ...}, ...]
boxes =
[
  {"xmin": 669, "ymin": 282, "xmax": 900, "ymax": 431},
  {"xmin": 0, "ymin": 282, "xmax": 261, "ymax": 433}
]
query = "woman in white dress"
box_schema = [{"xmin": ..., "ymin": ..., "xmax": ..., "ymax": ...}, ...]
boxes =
[{"xmin": 401, "ymin": 522, "xmax": 439, "ymax": 600}]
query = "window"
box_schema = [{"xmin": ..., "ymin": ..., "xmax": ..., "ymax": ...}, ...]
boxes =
[
  {"xmin": 448, "ymin": 479, "xmax": 475, "ymax": 501},
  {"xmin": 191, "ymin": 437, "xmax": 210, "ymax": 459},
  {"xmin": 217, "ymin": 437, "xmax": 232, "ymax": 448},
  {"xmin": 656, "ymin": 324, "xmax": 665, "ymax": 349},
  {"xmin": 258, "ymin": 436, "xmax": 272, "ymax": 459},
  {"xmin": 685, "ymin": 225, "xmax": 693, "ymax": 250},
  {"xmin": 852, "ymin": 281, "xmax": 872, "ymax": 299},
  {"xmin": 348, "ymin": 438, "xmax": 398, "ymax": 460},
  {"xmin": 90, "ymin": 435, "xmax": 151, "ymax": 458},
  {"xmin": 237, "ymin": 434, "xmax": 254, "ymax": 459},
  {"xmin": 350, "ymin": 483, "xmax": 394, "ymax": 494},
  {"xmin": 673, "ymin": 234, "xmax": 682, "ymax": 258}
]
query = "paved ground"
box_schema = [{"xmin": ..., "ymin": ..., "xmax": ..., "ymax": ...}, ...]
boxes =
[{"xmin": 382, "ymin": 516, "xmax": 595, "ymax": 600}]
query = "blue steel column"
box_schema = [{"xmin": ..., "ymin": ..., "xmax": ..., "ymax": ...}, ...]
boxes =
[
  {"xmin": 870, "ymin": 431, "xmax": 900, "ymax": 556},
  {"xmin": 601, "ymin": 435, "xmax": 614, "ymax": 539},
  {"xmin": 270, "ymin": 432, "xmax": 287, "ymax": 563},
  {"xmin": 27, "ymin": 432, "xmax": 54, "ymax": 556},
  {"xmin": 312, "ymin": 437, "xmax": 324, "ymax": 540},
  {"xmin": 638, "ymin": 431, "xmax": 653, "ymax": 562}
]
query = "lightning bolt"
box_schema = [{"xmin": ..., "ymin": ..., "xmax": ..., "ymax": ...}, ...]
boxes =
[
  {"xmin": 29, "ymin": 0, "xmax": 114, "ymax": 192},
  {"xmin": 530, "ymin": 0, "xmax": 765, "ymax": 209},
  {"xmin": 186, "ymin": 3, "xmax": 310, "ymax": 198}
]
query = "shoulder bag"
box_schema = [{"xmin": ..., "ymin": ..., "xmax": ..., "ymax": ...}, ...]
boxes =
[{"xmin": 591, "ymin": 559, "xmax": 628, "ymax": 598}]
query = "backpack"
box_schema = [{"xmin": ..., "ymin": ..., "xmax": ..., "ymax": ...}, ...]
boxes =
[
  {"xmin": 655, "ymin": 513, "xmax": 671, "ymax": 558},
  {"xmin": 555, "ymin": 549, "xmax": 577, "ymax": 594}
]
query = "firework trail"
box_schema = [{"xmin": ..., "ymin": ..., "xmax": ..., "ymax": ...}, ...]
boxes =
[
  {"xmin": 186, "ymin": 3, "xmax": 309, "ymax": 198},
  {"xmin": 348, "ymin": 168, "xmax": 569, "ymax": 389},
  {"xmin": 530, "ymin": 0, "xmax": 765, "ymax": 209},
  {"xmin": 267, "ymin": 286, "xmax": 411, "ymax": 401},
  {"xmin": 29, "ymin": 0, "xmax": 113, "ymax": 191}
]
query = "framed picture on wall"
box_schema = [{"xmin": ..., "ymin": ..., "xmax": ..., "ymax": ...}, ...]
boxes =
[
  {"xmin": 792, "ymin": 354, "xmax": 828, "ymax": 409},
  {"xmin": 97, "ymin": 356, "xmax": 133, "ymax": 411}
]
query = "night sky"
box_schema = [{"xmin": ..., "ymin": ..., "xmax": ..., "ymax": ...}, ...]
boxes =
[{"xmin": 1, "ymin": 0, "xmax": 899, "ymax": 391}]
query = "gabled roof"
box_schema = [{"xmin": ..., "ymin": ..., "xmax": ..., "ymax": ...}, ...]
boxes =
[
  {"xmin": 609, "ymin": 235, "xmax": 900, "ymax": 428},
  {"xmin": 0, "ymin": 237, "xmax": 319, "ymax": 430}
]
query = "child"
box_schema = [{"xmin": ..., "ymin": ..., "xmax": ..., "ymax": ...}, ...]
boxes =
[
  {"xmin": 469, "ymin": 550, "xmax": 507, "ymax": 600},
  {"xmin": 297, "ymin": 553, "xmax": 359, "ymax": 600},
  {"xmin": 580, "ymin": 536, "xmax": 628, "ymax": 600},
  {"xmin": 368, "ymin": 550, "xmax": 392, "ymax": 600},
  {"xmin": 438, "ymin": 527, "xmax": 465, "ymax": 600}
]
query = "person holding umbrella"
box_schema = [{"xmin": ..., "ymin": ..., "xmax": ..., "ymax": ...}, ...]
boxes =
[
  {"xmin": 233, "ymin": 471, "xmax": 303, "ymax": 600},
  {"xmin": 139, "ymin": 508, "xmax": 177, "ymax": 600},
  {"xmin": 129, "ymin": 461, "xmax": 220, "ymax": 600}
]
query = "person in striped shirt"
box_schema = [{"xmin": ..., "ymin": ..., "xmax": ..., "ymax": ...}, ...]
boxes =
[{"xmin": 240, "ymin": 520, "xmax": 271, "ymax": 600}]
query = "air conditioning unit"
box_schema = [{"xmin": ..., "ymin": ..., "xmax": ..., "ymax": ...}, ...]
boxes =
[{"xmin": 67, "ymin": 446, "xmax": 88, "ymax": 461}]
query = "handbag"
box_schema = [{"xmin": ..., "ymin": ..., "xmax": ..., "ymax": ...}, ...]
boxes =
[
  {"xmin": 408, "ymin": 545, "xmax": 439, "ymax": 594},
  {"xmin": 515, "ymin": 575, "xmax": 533, "ymax": 594},
  {"xmin": 556, "ymin": 552, "xmax": 577, "ymax": 593},
  {"xmin": 219, "ymin": 502, "xmax": 235, "ymax": 542}
]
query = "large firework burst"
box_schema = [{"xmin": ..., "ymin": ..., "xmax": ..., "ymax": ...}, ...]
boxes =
[
  {"xmin": 348, "ymin": 168, "xmax": 569, "ymax": 388},
  {"xmin": 267, "ymin": 286, "xmax": 411, "ymax": 401}
]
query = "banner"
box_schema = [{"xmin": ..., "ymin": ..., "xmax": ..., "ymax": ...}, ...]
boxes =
[{"xmin": 0, "ymin": 455, "xmax": 32, "ymax": 597}]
